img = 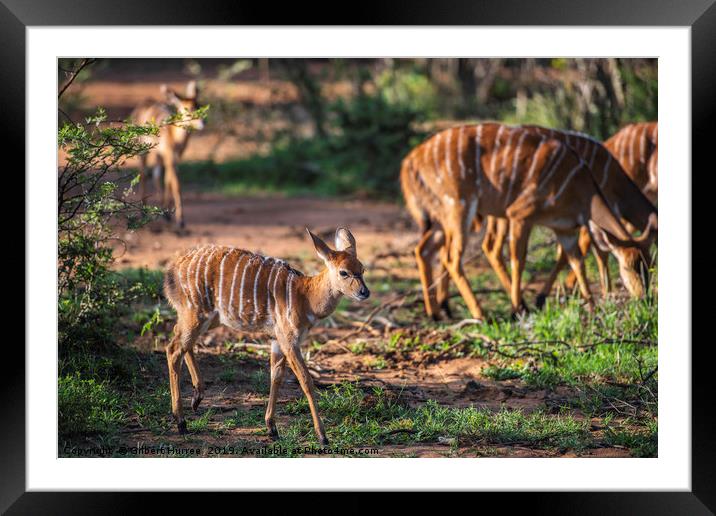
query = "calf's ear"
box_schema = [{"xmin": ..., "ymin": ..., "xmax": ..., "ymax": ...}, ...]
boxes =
[
  {"xmin": 306, "ymin": 228, "xmax": 333, "ymax": 263},
  {"xmin": 334, "ymin": 227, "xmax": 356, "ymax": 256}
]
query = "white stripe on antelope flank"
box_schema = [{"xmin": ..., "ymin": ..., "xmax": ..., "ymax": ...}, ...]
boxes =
[
  {"xmin": 457, "ymin": 126, "xmax": 466, "ymax": 179},
  {"xmin": 177, "ymin": 249, "xmax": 198, "ymax": 308},
  {"xmin": 422, "ymin": 138, "xmax": 431, "ymax": 174},
  {"xmin": 627, "ymin": 125, "xmax": 637, "ymax": 168},
  {"xmin": 203, "ymin": 247, "xmax": 218, "ymax": 309},
  {"xmin": 252, "ymin": 257, "xmax": 265, "ymax": 323},
  {"xmin": 524, "ymin": 136, "xmax": 547, "ymax": 184},
  {"xmin": 490, "ymin": 125, "xmax": 505, "ymax": 178},
  {"xmin": 649, "ymin": 156, "xmax": 658, "ymax": 184},
  {"xmin": 265, "ymin": 260, "xmax": 278, "ymax": 316},
  {"xmin": 217, "ymin": 249, "xmax": 231, "ymax": 313},
  {"xmin": 238, "ymin": 255, "xmax": 254, "ymax": 320},
  {"xmin": 613, "ymin": 130, "xmax": 623, "ymax": 163},
  {"xmin": 433, "ymin": 132, "xmax": 442, "ymax": 184},
  {"xmin": 639, "ymin": 124, "xmax": 647, "ymax": 163},
  {"xmin": 553, "ymin": 161, "xmax": 585, "ymax": 201},
  {"xmin": 499, "ymin": 128, "xmax": 518, "ymax": 186},
  {"xmin": 271, "ymin": 265, "xmax": 284, "ymax": 320},
  {"xmin": 228, "ymin": 253, "xmax": 246, "ymax": 321},
  {"xmin": 189, "ymin": 247, "xmax": 207, "ymax": 310},
  {"xmin": 196, "ymin": 245, "xmax": 216, "ymax": 309},
  {"xmin": 505, "ymin": 131, "xmax": 528, "ymax": 206},
  {"xmin": 600, "ymin": 152, "xmax": 612, "ymax": 189},
  {"xmin": 588, "ymin": 140, "xmax": 598, "ymax": 169},
  {"xmin": 620, "ymin": 126, "xmax": 631, "ymax": 163},
  {"xmin": 185, "ymin": 248, "xmax": 202, "ymax": 308},
  {"xmin": 613, "ymin": 131, "xmax": 624, "ymax": 163},
  {"xmin": 537, "ymin": 143, "xmax": 567, "ymax": 192},
  {"xmin": 194, "ymin": 246, "xmax": 212, "ymax": 311},
  {"xmin": 286, "ymin": 272, "xmax": 295, "ymax": 323},
  {"xmin": 475, "ymin": 124, "xmax": 483, "ymax": 189},
  {"xmin": 445, "ymin": 128, "xmax": 453, "ymax": 179}
]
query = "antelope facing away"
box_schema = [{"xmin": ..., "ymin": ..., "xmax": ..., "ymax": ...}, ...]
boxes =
[
  {"xmin": 400, "ymin": 123, "xmax": 653, "ymax": 320},
  {"xmin": 478, "ymin": 126, "xmax": 657, "ymax": 310},
  {"xmin": 604, "ymin": 121, "xmax": 658, "ymax": 205},
  {"xmin": 163, "ymin": 228, "xmax": 370, "ymax": 445},
  {"xmin": 130, "ymin": 80, "xmax": 204, "ymax": 228}
]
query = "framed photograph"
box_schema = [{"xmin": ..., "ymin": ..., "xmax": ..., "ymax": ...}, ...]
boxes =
[{"xmin": 7, "ymin": 0, "xmax": 712, "ymax": 511}]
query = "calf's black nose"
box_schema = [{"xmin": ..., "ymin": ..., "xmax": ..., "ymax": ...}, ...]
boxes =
[{"xmin": 359, "ymin": 286, "xmax": 370, "ymax": 299}]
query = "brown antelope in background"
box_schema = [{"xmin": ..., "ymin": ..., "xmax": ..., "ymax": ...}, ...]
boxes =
[
  {"xmin": 605, "ymin": 121, "xmax": 658, "ymax": 205},
  {"xmin": 163, "ymin": 228, "xmax": 370, "ymax": 444},
  {"xmin": 131, "ymin": 81, "xmax": 204, "ymax": 228},
  {"xmin": 400, "ymin": 123, "xmax": 653, "ymax": 320},
  {"xmin": 478, "ymin": 126, "xmax": 657, "ymax": 310}
]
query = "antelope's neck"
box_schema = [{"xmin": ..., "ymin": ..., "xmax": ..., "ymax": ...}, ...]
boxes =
[
  {"xmin": 297, "ymin": 269, "xmax": 342, "ymax": 320},
  {"xmin": 170, "ymin": 125, "xmax": 191, "ymax": 152}
]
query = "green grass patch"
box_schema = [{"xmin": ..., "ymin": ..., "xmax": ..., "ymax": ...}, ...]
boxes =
[
  {"xmin": 58, "ymin": 373, "xmax": 125, "ymax": 437},
  {"xmin": 604, "ymin": 420, "xmax": 658, "ymax": 457},
  {"xmin": 277, "ymin": 383, "xmax": 594, "ymax": 454}
]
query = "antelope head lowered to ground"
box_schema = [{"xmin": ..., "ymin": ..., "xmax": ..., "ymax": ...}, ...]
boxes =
[
  {"xmin": 163, "ymin": 227, "xmax": 369, "ymax": 445},
  {"xmin": 400, "ymin": 123, "xmax": 653, "ymax": 320}
]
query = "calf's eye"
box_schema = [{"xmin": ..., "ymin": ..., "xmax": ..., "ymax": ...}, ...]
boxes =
[{"xmin": 339, "ymin": 270, "xmax": 349, "ymax": 278}]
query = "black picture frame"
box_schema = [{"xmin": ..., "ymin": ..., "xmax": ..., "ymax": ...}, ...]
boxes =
[{"xmin": 5, "ymin": 0, "xmax": 712, "ymax": 512}]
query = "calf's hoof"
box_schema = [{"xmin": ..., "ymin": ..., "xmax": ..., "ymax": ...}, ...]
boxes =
[
  {"xmin": 267, "ymin": 421, "xmax": 279, "ymax": 441},
  {"xmin": 440, "ymin": 300, "xmax": 453, "ymax": 320},
  {"xmin": 535, "ymin": 293, "xmax": 547, "ymax": 310},
  {"xmin": 319, "ymin": 436, "xmax": 330, "ymax": 447},
  {"xmin": 191, "ymin": 389, "xmax": 203, "ymax": 413},
  {"xmin": 177, "ymin": 420, "xmax": 188, "ymax": 434}
]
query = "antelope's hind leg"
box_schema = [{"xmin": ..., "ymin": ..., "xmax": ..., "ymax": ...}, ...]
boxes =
[
  {"xmin": 555, "ymin": 230, "xmax": 594, "ymax": 309},
  {"xmin": 442, "ymin": 214, "xmax": 485, "ymax": 321},
  {"xmin": 166, "ymin": 324, "xmax": 187, "ymax": 434},
  {"xmin": 166, "ymin": 310, "xmax": 204, "ymax": 433},
  {"xmin": 184, "ymin": 313, "xmax": 219, "ymax": 413},
  {"xmin": 414, "ymin": 228, "xmax": 442, "ymax": 320},
  {"xmin": 507, "ymin": 220, "xmax": 532, "ymax": 318},
  {"xmin": 536, "ymin": 244, "xmax": 568, "ymax": 310},
  {"xmin": 428, "ymin": 230, "xmax": 453, "ymax": 319}
]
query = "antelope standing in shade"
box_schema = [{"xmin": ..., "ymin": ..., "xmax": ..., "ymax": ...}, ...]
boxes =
[
  {"xmin": 605, "ymin": 121, "xmax": 658, "ymax": 205},
  {"xmin": 400, "ymin": 123, "xmax": 653, "ymax": 320},
  {"xmin": 163, "ymin": 228, "xmax": 370, "ymax": 445},
  {"xmin": 130, "ymin": 81, "xmax": 204, "ymax": 228},
  {"xmin": 477, "ymin": 126, "xmax": 657, "ymax": 310}
]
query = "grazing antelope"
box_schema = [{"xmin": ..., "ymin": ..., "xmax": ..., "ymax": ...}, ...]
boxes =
[
  {"xmin": 605, "ymin": 122, "xmax": 658, "ymax": 205},
  {"xmin": 130, "ymin": 80, "xmax": 204, "ymax": 228},
  {"xmin": 163, "ymin": 228, "xmax": 370, "ymax": 445},
  {"xmin": 478, "ymin": 126, "xmax": 657, "ymax": 310},
  {"xmin": 400, "ymin": 123, "xmax": 653, "ymax": 320}
]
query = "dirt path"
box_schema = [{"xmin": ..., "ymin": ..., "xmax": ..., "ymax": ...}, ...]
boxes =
[{"xmin": 115, "ymin": 191, "xmax": 413, "ymax": 270}]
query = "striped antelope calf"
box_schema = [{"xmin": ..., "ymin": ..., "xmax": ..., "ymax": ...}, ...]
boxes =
[
  {"xmin": 400, "ymin": 123, "xmax": 653, "ymax": 320},
  {"xmin": 130, "ymin": 81, "xmax": 204, "ymax": 228},
  {"xmin": 163, "ymin": 228, "xmax": 369, "ymax": 445},
  {"xmin": 604, "ymin": 122, "xmax": 658, "ymax": 205},
  {"xmin": 478, "ymin": 126, "xmax": 657, "ymax": 309}
]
